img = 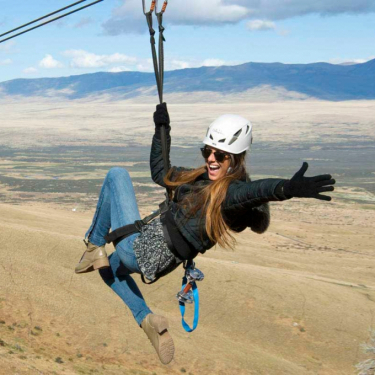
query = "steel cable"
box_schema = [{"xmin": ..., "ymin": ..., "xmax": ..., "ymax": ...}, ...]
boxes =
[
  {"xmin": 0, "ymin": 0, "xmax": 103, "ymax": 45},
  {"xmin": 0, "ymin": 1, "xmax": 87, "ymax": 39}
]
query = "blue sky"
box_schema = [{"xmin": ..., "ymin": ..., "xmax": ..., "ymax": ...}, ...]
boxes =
[{"xmin": 0, "ymin": 0, "xmax": 374, "ymax": 82}]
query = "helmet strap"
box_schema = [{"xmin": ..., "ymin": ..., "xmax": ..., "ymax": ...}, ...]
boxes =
[{"xmin": 226, "ymin": 154, "xmax": 235, "ymax": 175}]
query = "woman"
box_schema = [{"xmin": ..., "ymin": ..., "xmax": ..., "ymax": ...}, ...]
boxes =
[{"xmin": 75, "ymin": 103, "xmax": 335, "ymax": 365}]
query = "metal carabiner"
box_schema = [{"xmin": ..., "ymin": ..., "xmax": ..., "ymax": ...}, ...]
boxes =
[
  {"xmin": 176, "ymin": 263, "xmax": 204, "ymax": 304},
  {"xmin": 142, "ymin": 0, "xmax": 157, "ymax": 15},
  {"xmin": 155, "ymin": 0, "xmax": 168, "ymax": 15}
]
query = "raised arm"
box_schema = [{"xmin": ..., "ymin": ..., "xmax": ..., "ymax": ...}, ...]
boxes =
[{"xmin": 150, "ymin": 103, "xmax": 171, "ymax": 188}]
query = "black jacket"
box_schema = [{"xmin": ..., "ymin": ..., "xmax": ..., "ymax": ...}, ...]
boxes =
[{"xmin": 150, "ymin": 126, "xmax": 288, "ymax": 259}]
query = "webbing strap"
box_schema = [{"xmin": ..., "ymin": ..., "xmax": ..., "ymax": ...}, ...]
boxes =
[
  {"xmin": 143, "ymin": 2, "xmax": 171, "ymax": 198},
  {"xmin": 179, "ymin": 278, "xmax": 200, "ymax": 332},
  {"xmin": 156, "ymin": 12, "xmax": 165, "ymax": 101},
  {"xmin": 104, "ymin": 207, "xmax": 161, "ymax": 245},
  {"xmin": 145, "ymin": 12, "xmax": 162, "ymax": 104},
  {"xmin": 104, "ymin": 221, "xmax": 142, "ymax": 246},
  {"xmin": 143, "ymin": 1, "xmax": 167, "ymax": 104}
]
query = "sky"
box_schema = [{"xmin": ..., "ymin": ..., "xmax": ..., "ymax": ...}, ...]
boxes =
[{"xmin": 0, "ymin": 0, "xmax": 374, "ymax": 82}]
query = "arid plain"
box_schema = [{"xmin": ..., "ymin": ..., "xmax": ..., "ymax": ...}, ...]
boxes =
[{"xmin": 0, "ymin": 96, "xmax": 374, "ymax": 374}]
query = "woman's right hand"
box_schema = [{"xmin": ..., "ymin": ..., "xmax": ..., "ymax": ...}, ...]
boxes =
[
  {"xmin": 153, "ymin": 102, "xmax": 170, "ymax": 127},
  {"xmin": 283, "ymin": 162, "xmax": 336, "ymax": 201}
]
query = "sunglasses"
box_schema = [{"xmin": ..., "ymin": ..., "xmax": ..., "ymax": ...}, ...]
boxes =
[{"xmin": 200, "ymin": 147, "xmax": 230, "ymax": 163}]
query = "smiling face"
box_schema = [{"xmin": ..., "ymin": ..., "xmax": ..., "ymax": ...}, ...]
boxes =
[{"xmin": 203, "ymin": 146, "xmax": 232, "ymax": 181}]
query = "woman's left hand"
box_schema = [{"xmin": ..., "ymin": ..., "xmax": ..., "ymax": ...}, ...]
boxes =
[
  {"xmin": 154, "ymin": 102, "xmax": 170, "ymax": 127},
  {"xmin": 283, "ymin": 162, "xmax": 336, "ymax": 201}
]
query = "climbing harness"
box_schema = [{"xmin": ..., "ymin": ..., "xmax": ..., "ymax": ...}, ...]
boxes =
[
  {"xmin": 0, "ymin": 0, "xmax": 103, "ymax": 45},
  {"xmin": 176, "ymin": 261, "xmax": 204, "ymax": 332}
]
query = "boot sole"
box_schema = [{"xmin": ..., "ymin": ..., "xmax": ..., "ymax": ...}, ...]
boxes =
[
  {"xmin": 75, "ymin": 258, "xmax": 110, "ymax": 274},
  {"xmin": 147, "ymin": 316, "xmax": 174, "ymax": 365},
  {"xmin": 158, "ymin": 331, "xmax": 174, "ymax": 365}
]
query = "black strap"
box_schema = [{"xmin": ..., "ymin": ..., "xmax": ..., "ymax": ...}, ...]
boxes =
[
  {"xmin": 145, "ymin": 11, "xmax": 162, "ymax": 104},
  {"xmin": 104, "ymin": 196, "xmax": 171, "ymax": 245},
  {"xmin": 156, "ymin": 12, "xmax": 165, "ymax": 102},
  {"xmin": 143, "ymin": 1, "xmax": 172, "ymax": 200},
  {"xmin": 143, "ymin": 1, "xmax": 167, "ymax": 103},
  {"xmin": 104, "ymin": 220, "xmax": 143, "ymax": 247},
  {"xmin": 104, "ymin": 206, "xmax": 162, "ymax": 246},
  {"xmin": 160, "ymin": 211, "xmax": 174, "ymax": 252}
]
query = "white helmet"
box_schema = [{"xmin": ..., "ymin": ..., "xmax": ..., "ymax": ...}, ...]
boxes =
[{"xmin": 203, "ymin": 114, "xmax": 253, "ymax": 154}]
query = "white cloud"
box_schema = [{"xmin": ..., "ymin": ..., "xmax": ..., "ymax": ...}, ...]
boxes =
[
  {"xmin": 169, "ymin": 60, "xmax": 191, "ymax": 70},
  {"xmin": 0, "ymin": 58, "xmax": 12, "ymax": 65},
  {"xmin": 110, "ymin": 56, "xmax": 232, "ymax": 72},
  {"xmin": 224, "ymin": 0, "xmax": 375, "ymax": 20},
  {"xmin": 109, "ymin": 66, "xmax": 131, "ymax": 72},
  {"xmin": 329, "ymin": 56, "xmax": 375, "ymax": 65},
  {"xmin": 165, "ymin": 57, "xmax": 231, "ymax": 70},
  {"xmin": 103, "ymin": 0, "xmax": 249, "ymax": 34},
  {"xmin": 23, "ymin": 67, "xmax": 38, "ymax": 74},
  {"xmin": 202, "ymin": 59, "xmax": 227, "ymax": 66},
  {"xmin": 39, "ymin": 54, "xmax": 63, "ymax": 69},
  {"xmin": 103, "ymin": 0, "xmax": 375, "ymax": 34},
  {"xmin": 136, "ymin": 59, "xmax": 153, "ymax": 72},
  {"xmin": 247, "ymin": 19, "xmax": 276, "ymax": 31},
  {"xmin": 64, "ymin": 50, "xmax": 137, "ymax": 68}
]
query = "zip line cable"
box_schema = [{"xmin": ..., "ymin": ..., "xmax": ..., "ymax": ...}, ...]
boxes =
[
  {"xmin": 0, "ymin": 0, "xmax": 87, "ymax": 39},
  {"xmin": 0, "ymin": 0, "xmax": 104, "ymax": 45}
]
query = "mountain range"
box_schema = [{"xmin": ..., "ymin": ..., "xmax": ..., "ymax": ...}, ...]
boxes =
[{"xmin": 0, "ymin": 59, "xmax": 374, "ymax": 101}]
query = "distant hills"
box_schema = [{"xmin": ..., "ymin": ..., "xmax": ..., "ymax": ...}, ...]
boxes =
[{"xmin": 0, "ymin": 59, "xmax": 374, "ymax": 101}]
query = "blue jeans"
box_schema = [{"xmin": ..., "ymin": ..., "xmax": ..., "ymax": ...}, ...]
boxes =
[{"xmin": 85, "ymin": 167, "xmax": 152, "ymax": 325}]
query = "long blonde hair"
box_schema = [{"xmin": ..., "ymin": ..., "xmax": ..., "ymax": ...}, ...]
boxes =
[{"xmin": 164, "ymin": 152, "xmax": 247, "ymax": 249}]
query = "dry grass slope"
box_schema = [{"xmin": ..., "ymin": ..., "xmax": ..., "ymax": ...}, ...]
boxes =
[
  {"xmin": 0, "ymin": 197, "xmax": 374, "ymax": 374},
  {"xmin": 0, "ymin": 98, "xmax": 374, "ymax": 374}
]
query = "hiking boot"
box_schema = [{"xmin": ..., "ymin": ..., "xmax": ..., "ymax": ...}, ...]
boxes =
[
  {"xmin": 75, "ymin": 241, "xmax": 109, "ymax": 274},
  {"xmin": 141, "ymin": 314, "xmax": 174, "ymax": 365}
]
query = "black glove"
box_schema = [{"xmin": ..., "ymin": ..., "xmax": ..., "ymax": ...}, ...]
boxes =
[
  {"xmin": 283, "ymin": 162, "xmax": 335, "ymax": 201},
  {"xmin": 153, "ymin": 102, "xmax": 170, "ymax": 128}
]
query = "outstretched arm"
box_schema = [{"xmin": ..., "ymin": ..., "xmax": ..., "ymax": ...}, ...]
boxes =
[{"xmin": 223, "ymin": 162, "xmax": 336, "ymax": 213}]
